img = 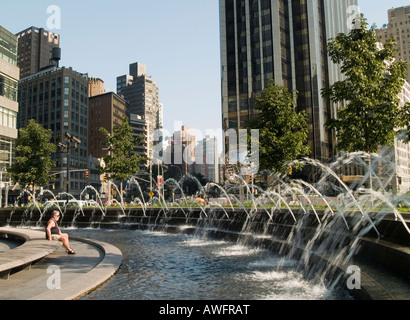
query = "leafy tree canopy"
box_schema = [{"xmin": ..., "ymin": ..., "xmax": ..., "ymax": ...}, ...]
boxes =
[
  {"xmin": 245, "ymin": 81, "xmax": 311, "ymax": 174},
  {"xmin": 8, "ymin": 119, "xmax": 57, "ymax": 189},
  {"xmin": 322, "ymin": 15, "xmax": 410, "ymax": 153},
  {"xmin": 99, "ymin": 116, "xmax": 146, "ymax": 182}
]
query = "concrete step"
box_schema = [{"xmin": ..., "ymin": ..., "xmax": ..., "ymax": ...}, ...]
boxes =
[
  {"xmin": 0, "ymin": 228, "xmax": 61, "ymax": 280},
  {"xmin": 0, "ymin": 228, "xmax": 122, "ymax": 300}
]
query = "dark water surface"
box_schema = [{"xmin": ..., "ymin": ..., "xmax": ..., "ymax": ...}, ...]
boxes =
[{"xmin": 67, "ymin": 228, "xmax": 351, "ymax": 300}]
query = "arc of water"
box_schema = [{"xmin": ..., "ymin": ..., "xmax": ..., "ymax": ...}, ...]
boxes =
[
  {"xmin": 253, "ymin": 196, "xmax": 274, "ymax": 220},
  {"xmin": 358, "ymin": 188, "xmax": 410, "ymax": 235},
  {"xmin": 108, "ymin": 181, "xmax": 127, "ymax": 212},
  {"xmin": 330, "ymin": 151, "xmax": 390, "ymax": 194},
  {"xmin": 284, "ymin": 186, "xmax": 324, "ymax": 225},
  {"xmin": 57, "ymin": 192, "xmax": 85, "ymax": 216},
  {"xmin": 23, "ymin": 190, "xmax": 43, "ymax": 217},
  {"xmin": 281, "ymin": 186, "xmax": 307, "ymax": 214},
  {"xmin": 41, "ymin": 189, "xmax": 64, "ymax": 216},
  {"xmin": 210, "ymin": 202, "xmax": 230, "ymax": 219},
  {"xmin": 128, "ymin": 177, "xmax": 147, "ymax": 210},
  {"xmin": 79, "ymin": 185, "xmax": 106, "ymax": 216},
  {"xmin": 303, "ymin": 158, "xmax": 380, "ymax": 237},
  {"xmin": 205, "ymin": 182, "xmax": 235, "ymax": 211},
  {"xmin": 132, "ymin": 197, "xmax": 146, "ymax": 216},
  {"xmin": 233, "ymin": 174, "xmax": 258, "ymax": 210},
  {"xmin": 228, "ymin": 194, "xmax": 251, "ymax": 219},
  {"xmin": 180, "ymin": 174, "xmax": 207, "ymax": 198},
  {"xmin": 197, "ymin": 202, "xmax": 208, "ymax": 218},
  {"xmin": 294, "ymin": 179, "xmax": 335, "ymax": 217},
  {"xmin": 164, "ymin": 178, "xmax": 190, "ymax": 209},
  {"xmin": 250, "ymin": 183, "xmax": 295, "ymax": 222},
  {"xmin": 173, "ymin": 202, "xmax": 188, "ymax": 219},
  {"xmin": 307, "ymin": 196, "xmax": 350, "ymax": 231},
  {"xmin": 110, "ymin": 199, "xmax": 126, "ymax": 216},
  {"xmin": 267, "ymin": 190, "xmax": 297, "ymax": 223}
]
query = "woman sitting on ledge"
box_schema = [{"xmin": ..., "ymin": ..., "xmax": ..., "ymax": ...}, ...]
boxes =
[{"xmin": 46, "ymin": 211, "xmax": 76, "ymax": 254}]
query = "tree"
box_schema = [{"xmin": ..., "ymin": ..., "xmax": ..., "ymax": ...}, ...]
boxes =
[
  {"xmin": 8, "ymin": 119, "xmax": 57, "ymax": 192},
  {"xmin": 99, "ymin": 116, "xmax": 147, "ymax": 201},
  {"xmin": 244, "ymin": 81, "xmax": 311, "ymax": 174},
  {"xmin": 322, "ymin": 15, "xmax": 410, "ymax": 154}
]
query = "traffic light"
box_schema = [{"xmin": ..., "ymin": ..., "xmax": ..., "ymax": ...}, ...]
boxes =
[
  {"xmin": 103, "ymin": 174, "xmax": 107, "ymax": 182},
  {"xmin": 248, "ymin": 174, "xmax": 252, "ymax": 183},
  {"xmin": 85, "ymin": 171, "xmax": 89, "ymax": 179},
  {"xmin": 289, "ymin": 166, "xmax": 293, "ymax": 176}
]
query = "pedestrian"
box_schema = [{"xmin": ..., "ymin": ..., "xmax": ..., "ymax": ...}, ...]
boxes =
[{"xmin": 45, "ymin": 211, "xmax": 76, "ymax": 254}]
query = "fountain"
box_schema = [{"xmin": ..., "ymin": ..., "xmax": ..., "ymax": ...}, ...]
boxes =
[{"xmin": 1, "ymin": 150, "xmax": 409, "ymax": 300}]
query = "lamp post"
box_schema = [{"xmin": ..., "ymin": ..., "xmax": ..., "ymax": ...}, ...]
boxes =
[
  {"xmin": 58, "ymin": 133, "xmax": 81, "ymax": 203},
  {"xmin": 0, "ymin": 168, "xmax": 7, "ymax": 207}
]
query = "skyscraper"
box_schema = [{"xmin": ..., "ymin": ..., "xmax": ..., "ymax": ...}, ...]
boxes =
[
  {"xmin": 376, "ymin": 5, "xmax": 410, "ymax": 84},
  {"xmin": 220, "ymin": 0, "xmax": 357, "ymax": 163},
  {"xmin": 88, "ymin": 90, "xmax": 127, "ymax": 159},
  {"xmin": 18, "ymin": 66, "xmax": 89, "ymax": 195},
  {"xmin": 16, "ymin": 26, "xmax": 60, "ymax": 78},
  {"xmin": 0, "ymin": 26, "xmax": 19, "ymax": 202},
  {"xmin": 117, "ymin": 62, "xmax": 162, "ymax": 159}
]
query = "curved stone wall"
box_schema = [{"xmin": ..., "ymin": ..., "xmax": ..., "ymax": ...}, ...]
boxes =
[{"xmin": 1, "ymin": 207, "xmax": 409, "ymax": 300}]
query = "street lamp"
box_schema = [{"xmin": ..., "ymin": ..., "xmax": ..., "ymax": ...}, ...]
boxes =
[{"xmin": 58, "ymin": 133, "xmax": 81, "ymax": 202}]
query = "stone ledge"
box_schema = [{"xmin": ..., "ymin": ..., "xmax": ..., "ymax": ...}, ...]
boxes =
[
  {"xmin": 0, "ymin": 227, "xmax": 123, "ymax": 300},
  {"xmin": 29, "ymin": 236, "xmax": 123, "ymax": 300},
  {"xmin": 0, "ymin": 228, "xmax": 60, "ymax": 279}
]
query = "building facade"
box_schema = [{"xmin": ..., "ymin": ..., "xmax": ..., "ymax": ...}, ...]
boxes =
[
  {"xmin": 0, "ymin": 26, "xmax": 19, "ymax": 203},
  {"xmin": 220, "ymin": 0, "xmax": 357, "ymax": 163},
  {"xmin": 18, "ymin": 66, "xmax": 89, "ymax": 195},
  {"xmin": 117, "ymin": 62, "xmax": 162, "ymax": 159},
  {"xmin": 194, "ymin": 135, "xmax": 220, "ymax": 183},
  {"xmin": 392, "ymin": 72, "xmax": 410, "ymax": 193},
  {"xmin": 88, "ymin": 91, "xmax": 127, "ymax": 159},
  {"xmin": 16, "ymin": 26, "xmax": 60, "ymax": 78},
  {"xmin": 129, "ymin": 113, "xmax": 148, "ymax": 159},
  {"xmin": 376, "ymin": 5, "xmax": 410, "ymax": 84}
]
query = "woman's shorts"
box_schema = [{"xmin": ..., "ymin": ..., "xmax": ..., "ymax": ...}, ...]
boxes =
[{"xmin": 51, "ymin": 234, "xmax": 61, "ymax": 241}]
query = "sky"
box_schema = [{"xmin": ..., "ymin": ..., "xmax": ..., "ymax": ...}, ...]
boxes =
[{"xmin": 0, "ymin": 0, "xmax": 409, "ymax": 140}]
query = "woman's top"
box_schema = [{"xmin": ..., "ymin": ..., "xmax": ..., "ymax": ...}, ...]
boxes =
[{"xmin": 45, "ymin": 218, "xmax": 60, "ymax": 239}]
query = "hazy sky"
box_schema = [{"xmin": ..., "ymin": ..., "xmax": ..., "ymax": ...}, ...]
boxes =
[{"xmin": 0, "ymin": 0, "xmax": 409, "ymax": 139}]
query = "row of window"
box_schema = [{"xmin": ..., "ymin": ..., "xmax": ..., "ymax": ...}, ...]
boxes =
[
  {"xmin": 0, "ymin": 106, "xmax": 17, "ymax": 129},
  {"xmin": 0, "ymin": 27, "xmax": 18, "ymax": 66},
  {"xmin": 0, "ymin": 75, "xmax": 18, "ymax": 101}
]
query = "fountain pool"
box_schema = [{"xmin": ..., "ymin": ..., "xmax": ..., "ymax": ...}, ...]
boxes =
[{"xmin": 67, "ymin": 228, "xmax": 353, "ymax": 300}]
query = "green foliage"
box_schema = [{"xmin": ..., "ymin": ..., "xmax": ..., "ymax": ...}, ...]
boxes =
[
  {"xmin": 99, "ymin": 116, "xmax": 146, "ymax": 182},
  {"xmin": 8, "ymin": 119, "xmax": 57, "ymax": 189},
  {"xmin": 322, "ymin": 15, "xmax": 410, "ymax": 153},
  {"xmin": 244, "ymin": 81, "xmax": 311, "ymax": 174}
]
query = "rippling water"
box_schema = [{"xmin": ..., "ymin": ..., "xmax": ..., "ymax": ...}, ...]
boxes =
[{"xmin": 68, "ymin": 228, "xmax": 351, "ymax": 300}]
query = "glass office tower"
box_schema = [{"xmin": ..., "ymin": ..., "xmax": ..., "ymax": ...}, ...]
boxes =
[{"xmin": 220, "ymin": 0, "xmax": 357, "ymax": 163}]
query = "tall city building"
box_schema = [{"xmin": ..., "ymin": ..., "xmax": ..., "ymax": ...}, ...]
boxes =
[
  {"xmin": 129, "ymin": 113, "xmax": 148, "ymax": 159},
  {"xmin": 163, "ymin": 125, "xmax": 197, "ymax": 177},
  {"xmin": 220, "ymin": 0, "xmax": 357, "ymax": 163},
  {"xmin": 376, "ymin": 5, "xmax": 410, "ymax": 83},
  {"xmin": 88, "ymin": 89, "xmax": 127, "ymax": 159},
  {"xmin": 0, "ymin": 26, "xmax": 19, "ymax": 201},
  {"xmin": 18, "ymin": 66, "xmax": 89, "ymax": 195},
  {"xmin": 16, "ymin": 26, "xmax": 60, "ymax": 78},
  {"xmin": 194, "ymin": 135, "xmax": 220, "ymax": 183},
  {"xmin": 117, "ymin": 62, "xmax": 162, "ymax": 159}
]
